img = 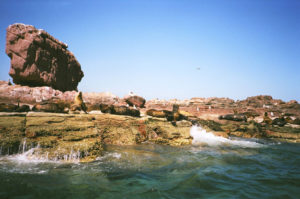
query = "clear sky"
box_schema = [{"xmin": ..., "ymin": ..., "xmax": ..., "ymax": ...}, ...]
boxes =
[{"xmin": 0, "ymin": 0, "xmax": 299, "ymax": 101}]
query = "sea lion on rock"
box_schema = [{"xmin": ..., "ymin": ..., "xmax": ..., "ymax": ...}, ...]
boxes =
[
  {"xmin": 263, "ymin": 112, "xmax": 272, "ymax": 125},
  {"xmin": 99, "ymin": 104, "xmax": 140, "ymax": 117},
  {"xmin": 146, "ymin": 109, "xmax": 166, "ymax": 118},
  {"xmin": 114, "ymin": 106, "xmax": 140, "ymax": 117},
  {"xmin": 99, "ymin": 104, "xmax": 115, "ymax": 114},
  {"xmin": 71, "ymin": 92, "xmax": 87, "ymax": 113},
  {"xmin": 146, "ymin": 104, "xmax": 185, "ymax": 125},
  {"xmin": 166, "ymin": 104, "xmax": 185, "ymax": 125}
]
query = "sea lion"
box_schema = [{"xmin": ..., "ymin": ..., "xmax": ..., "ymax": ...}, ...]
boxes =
[
  {"xmin": 99, "ymin": 104, "xmax": 140, "ymax": 117},
  {"xmin": 146, "ymin": 109, "xmax": 166, "ymax": 118},
  {"xmin": 99, "ymin": 104, "xmax": 115, "ymax": 114},
  {"xmin": 263, "ymin": 112, "xmax": 272, "ymax": 125},
  {"xmin": 71, "ymin": 92, "xmax": 87, "ymax": 113},
  {"xmin": 166, "ymin": 104, "xmax": 184, "ymax": 125}
]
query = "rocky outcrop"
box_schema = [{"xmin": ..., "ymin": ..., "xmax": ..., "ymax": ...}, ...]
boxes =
[
  {"xmin": 0, "ymin": 112, "xmax": 193, "ymax": 162},
  {"xmin": 1, "ymin": 111, "xmax": 299, "ymax": 163},
  {"xmin": 5, "ymin": 23, "xmax": 83, "ymax": 91}
]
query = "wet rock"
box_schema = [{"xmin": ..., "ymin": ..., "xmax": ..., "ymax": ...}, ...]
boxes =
[
  {"xmin": 5, "ymin": 23, "xmax": 83, "ymax": 91},
  {"xmin": 0, "ymin": 116, "xmax": 26, "ymax": 155}
]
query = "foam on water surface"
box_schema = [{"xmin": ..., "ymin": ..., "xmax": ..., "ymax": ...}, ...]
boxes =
[{"xmin": 190, "ymin": 125, "xmax": 263, "ymax": 148}]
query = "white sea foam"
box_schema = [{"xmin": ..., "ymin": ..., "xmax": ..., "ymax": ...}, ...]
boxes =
[
  {"xmin": 2, "ymin": 140, "xmax": 80, "ymax": 164},
  {"xmin": 96, "ymin": 152, "xmax": 122, "ymax": 161},
  {"xmin": 190, "ymin": 126, "xmax": 263, "ymax": 148},
  {"xmin": 6, "ymin": 144, "xmax": 51, "ymax": 163}
]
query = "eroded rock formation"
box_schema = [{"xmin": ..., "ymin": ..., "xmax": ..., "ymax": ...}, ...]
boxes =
[{"xmin": 6, "ymin": 23, "xmax": 83, "ymax": 91}]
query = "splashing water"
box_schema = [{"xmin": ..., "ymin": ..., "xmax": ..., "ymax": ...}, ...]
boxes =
[
  {"xmin": 190, "ymin": 125, "xmax": 263, "ymax": 148},
  {"xmin": 2, "ymin": 140, "xmax": 81, "ymax": 164},
  {"xmin": 0, "ymin": 129, "xmax": 299, "ymax": 198}
]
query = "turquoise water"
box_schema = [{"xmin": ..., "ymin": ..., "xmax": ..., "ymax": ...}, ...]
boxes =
[{"xmin": 0, "ymin": 130, "xmax": 299, "ymax": 199}]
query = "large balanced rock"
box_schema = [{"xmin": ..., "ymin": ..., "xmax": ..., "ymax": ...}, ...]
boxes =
[{"xmin": 5, "ymin": 23, "xmax": 83, "ymax": 91}]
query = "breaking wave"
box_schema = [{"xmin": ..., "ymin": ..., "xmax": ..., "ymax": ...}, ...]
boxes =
[{"xmin": 190, "ymin": 125, "xmax": 263, "ymax": 148}]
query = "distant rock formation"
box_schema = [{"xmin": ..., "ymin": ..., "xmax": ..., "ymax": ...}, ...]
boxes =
[{"xmin": 5, "ymin": 23, "xmax": 84, "ymax": 92}]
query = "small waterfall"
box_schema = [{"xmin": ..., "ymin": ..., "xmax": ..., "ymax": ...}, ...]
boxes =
[
  {"xmin": 63, "ymin": 148, "xmax": 81, "ymax": 163},
  {"xmin": 7, "ymin": 141, "xmax": 84, "ymax": 163},
  {"xmin": 18, "ymin": 138, "xmax": 27, "ymax": 153}
]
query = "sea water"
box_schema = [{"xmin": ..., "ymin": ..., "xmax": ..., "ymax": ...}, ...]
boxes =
[{"xmin": 0, "ymin": 126, "xmax": 299, "ymax": 199}]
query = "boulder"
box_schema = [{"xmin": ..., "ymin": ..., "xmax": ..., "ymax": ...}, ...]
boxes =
[
  {"xmin": 124, "ymin": 95, "xmax": 146, "ymax": 108},
  {"xmin": 6, "ymin": 23, "xmax": 83, "ymax": 91}
]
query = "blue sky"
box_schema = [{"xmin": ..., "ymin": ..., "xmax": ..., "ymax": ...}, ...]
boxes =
[{"xmin": 0, "ymin": 0, "xmax": 299, "ymax": 101}]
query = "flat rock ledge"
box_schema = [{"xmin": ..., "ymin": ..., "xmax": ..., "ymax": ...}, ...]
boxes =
[
  {"xmin": 1, "ymin": 112, "xmax": 299, "ymax": 163},
  {"xmin": 0, "ymin": 112, "xmax": 193, "ymax": 162}
]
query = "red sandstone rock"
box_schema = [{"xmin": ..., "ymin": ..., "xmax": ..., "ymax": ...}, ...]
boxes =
[
  {"xmin": 0, "ymin": 81, "xmax": 119, "ymax": 106},
  {"xmin": 5, "ymin": 23, "xmax": 83, "ymax": 92}
]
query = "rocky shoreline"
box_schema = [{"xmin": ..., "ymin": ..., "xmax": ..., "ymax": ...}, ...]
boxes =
[
  {"xmin": 0, "ymin": 82, "xmax": 299, "ymax": 162},
  {"xmin": 1, "ymin": 23, "xmax": 299, "ymax": 162}
]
